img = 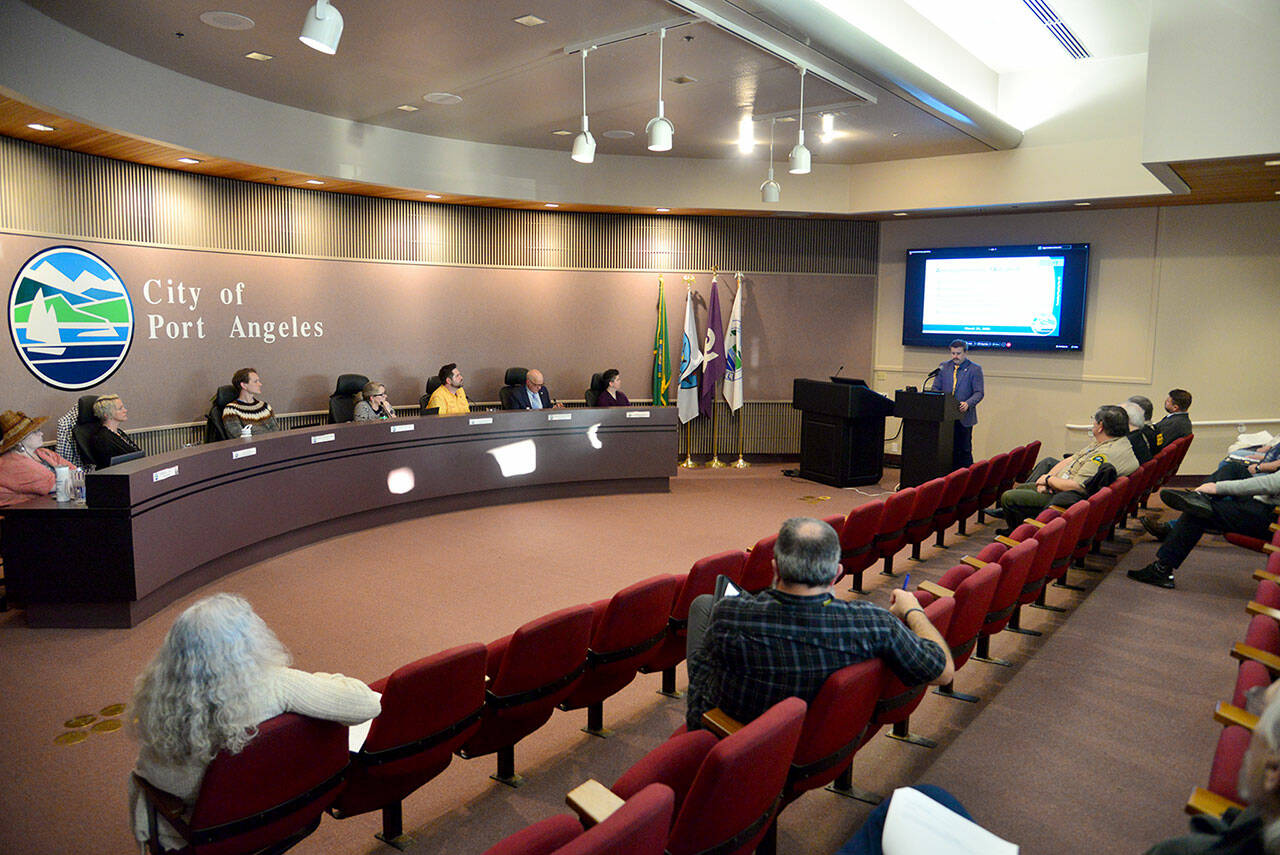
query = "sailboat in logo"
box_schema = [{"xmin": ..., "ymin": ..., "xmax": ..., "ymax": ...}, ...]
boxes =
[
  {"xmin": 8, "ymin": 246, "xmax": 135, "ymax": 390},
  {"xmin": 24, "ymin": 291, "xmax": 66, "ymax": 356}
]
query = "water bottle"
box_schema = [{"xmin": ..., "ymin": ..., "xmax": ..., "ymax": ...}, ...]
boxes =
[
  {"xmin": 73, "ymin": 469, "xmax": 86, "ymax": 502},
  {"xmin": 240, "ymin": 425, "xmax": 252, "ymax": 438},
  {"xmin": 55, "ymin": 465, "xmax": 70, "ymax": 501}
]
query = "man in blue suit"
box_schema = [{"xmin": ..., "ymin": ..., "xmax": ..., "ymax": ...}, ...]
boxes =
[
  {"xmin": 509, "ymin": 368, "xmax": 563, "ymax": 410},
  {"xmin": 932, "ymin": 339, "xmax": 984, "ymax": 468}
]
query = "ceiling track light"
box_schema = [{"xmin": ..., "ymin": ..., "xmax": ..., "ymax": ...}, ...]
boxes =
[
  {"xmin": 299, "ymin": 0, "xmax": 343, "ymax": 54},
  {"xmin": 646, "ymin": 28, "xmax": 674, "ymax": 152},
  {"xmin": 789, "ymin": 67, "xmax": 811, "ymax": 175},
  {"xmin": 571, "ymin": 46, "xmax": 596, "ymax": 164},
  {"xmin": 761, "ymin": 118, "xmax": 780, "ymax": 203}
]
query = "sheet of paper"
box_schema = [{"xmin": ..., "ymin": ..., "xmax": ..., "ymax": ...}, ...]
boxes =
[
  {"xmin": 882, "ymin": 787, "xmax": 1018, "ymax": 855},
  {"xmin": 348, "ymin": 719, "xmax": 372, "ymax": 753}
]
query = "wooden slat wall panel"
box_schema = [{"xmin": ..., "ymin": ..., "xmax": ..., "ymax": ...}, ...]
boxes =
[{"xmin": 0, "ymin": 137, "xmax": 877, "ymax": 274}]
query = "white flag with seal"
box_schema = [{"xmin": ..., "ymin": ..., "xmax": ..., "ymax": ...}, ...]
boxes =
[
  {"xmin": 677, "ymin": 288, "xmax": 703, "ymax": 424},
  {"xmin": 723, "ymin": 278, "xmax": 744, "ymax": 411}
]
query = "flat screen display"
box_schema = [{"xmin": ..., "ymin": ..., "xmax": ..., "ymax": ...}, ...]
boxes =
[{"xmin": 902, "ymin": 243, "xmax": 1089, "ymax": 352}]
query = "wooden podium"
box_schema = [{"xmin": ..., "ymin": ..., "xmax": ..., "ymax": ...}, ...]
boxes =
[
  {"xmin": 791, "ymin": 379, "xmax": 895, "ymax": 487},
  {"xmin": 894, "ymin": 388, "xmax": 960, "ymax": 488}
]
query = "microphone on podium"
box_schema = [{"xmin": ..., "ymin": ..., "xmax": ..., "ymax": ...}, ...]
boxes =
[
  {"xmin": 924, "ymin": 367, "xmax": 940, "ymax": 389},
  {"xmin": 833, "ymin": 364, "xmax": 845, "ymax": 377}
]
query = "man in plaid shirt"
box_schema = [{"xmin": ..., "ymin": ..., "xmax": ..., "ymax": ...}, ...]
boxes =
[{"xmin": 686, "ymin": 517, "xmax": 953, "ymax": 731}]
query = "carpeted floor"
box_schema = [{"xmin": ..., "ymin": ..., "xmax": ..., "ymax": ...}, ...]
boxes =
[{"xmin": 0, "ymin": 463, "xmax": 1257, "ymax": 854}]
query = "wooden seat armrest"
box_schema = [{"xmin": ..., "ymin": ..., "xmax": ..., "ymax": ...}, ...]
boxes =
[
  {"xmin": 1247, "ymin": 601, "xmax": 1280, "ymax": 622},
  {"xmin": 1214, "ymin": 702, "xmax": 1258, "ymax": 731},
  {"xmin": 994, "ymin": 534, "xmax": 1021, "ymax": 547},
  {"xmin": 132, "ymin": 773, "xmax": 195, "ymax": 842},
  {"xmin": 1231, "ymin": 643, "xmax": 1280, "ymax": 674},
  {"xmin": 1023, "ymin": 518, "xmax": 1047, "ymax": 529},
  {"xmin": 1047, "ymin": 505, "xmax": 1069, "ymax": 513},
  {"xmin": 1185, "ymin": 786, "xmax": 1243, "ymax": 818},
  {"xmin": 1265, "ymin": 543, "xmax": 1278, "ymax": 555},
  {"xmin": 566, "ymin": 779, "xmax": 625, "ymax": 829},
  {"xmin": 1254, "ymin": 569, "xmax": 1280, "ymax": 584},
  {"xmin": 918, "ymin": 580, "xmax": 955, "ymax": 598},
  {"xmin": 701, "ymin": 707, "xmax": 744, "ymax": 739},
  {"xmin": 960, "ymin": 556, "xmax": 985, "ymax": 569},
  {"xmin": 1270, "ymin": 522, "xmax": 1279, "ymax": 533}
]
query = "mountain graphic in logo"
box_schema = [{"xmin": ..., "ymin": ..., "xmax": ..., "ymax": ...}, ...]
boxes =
[{"xmin": 8, "ymin": 246, "xmax": 134, "ymax": 390}]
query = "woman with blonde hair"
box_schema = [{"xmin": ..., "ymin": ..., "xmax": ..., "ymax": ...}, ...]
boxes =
[
  {"xmin": 129, "ymin": 593, "xmax": 380, "ymax": 851},
  {"xmin": 353, "ymin": 380, "xmax": 395, "ymax": 421}
]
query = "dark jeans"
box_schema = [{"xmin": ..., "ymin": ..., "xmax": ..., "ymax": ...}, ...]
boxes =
[
  {"xmin": 1206, "ymin": 460, "xmax": 1251, "ymax": 483},
  {"xmin": 953, "ymin": 422, "xmax": 974, "ymax": 469},
  {"xmin": 835, "ymin": 785, "xmax": 971, "ymax": 855},
  {"xmin": 1156, "ymin": 495, "xmax": 1276, "ymax": 569}
]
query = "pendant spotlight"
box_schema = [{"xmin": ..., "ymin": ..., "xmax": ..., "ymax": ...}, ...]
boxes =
[
  {"xmin": 788, "ymin": 67, "xmax": 811, "ymax": 175},
  {"xmin": 571, "ymin": 46, "xmax": 597, "ymax": 164},
  {"xmin": 760, "ymin": 118, "xmax": 781, "ymax": 203},
  {"xmin": 646, "ymin": 28, "xmax": 675, "ymax": 152},
  {"xmin": 299, "ymin": 0, "xmax": 343, "ymax": 54}
]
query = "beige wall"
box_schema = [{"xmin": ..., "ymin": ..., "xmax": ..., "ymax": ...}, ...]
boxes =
[
  {"xmin": 1, "ymin": 230, "xmax": 876, "ymax": 425},
  {"xmin": 874, "ymin": 202, "xmax": 1280, "ymax": 474}
]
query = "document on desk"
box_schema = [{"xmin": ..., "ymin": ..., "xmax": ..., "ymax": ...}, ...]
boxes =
[{"xmin": 882, "ymin": 787, "xmax": 1017, "ymax": 855}]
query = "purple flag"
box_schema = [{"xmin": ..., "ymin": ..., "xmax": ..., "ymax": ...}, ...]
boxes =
[{"xmin": 699, "ymin": 279, "xmax": 726, "ymax": 417}]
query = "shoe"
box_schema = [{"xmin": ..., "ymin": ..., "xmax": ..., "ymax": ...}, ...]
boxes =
[
  {"xmin": 1140, "ymin": 516, "xmax": 1170, "ymax": 541},
  {"xmin": 1160, "ymin": 489, "xmax": 1215, "ymax": 520},
  {"xmin": 1127, "ymin": 561, "xmax": 1176, "ymax": 589},
  {"xmin": 981, "ymin": 506, "xmax": 1007, "ymax": 522}
]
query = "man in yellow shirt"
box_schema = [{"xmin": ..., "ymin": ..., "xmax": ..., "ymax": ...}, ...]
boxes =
[{"xmin": 427, "ymin": 363, "xmax": 470, "ymax": 415}]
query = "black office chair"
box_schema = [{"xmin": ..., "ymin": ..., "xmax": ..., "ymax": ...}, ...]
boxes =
[
  {"xmin": 328, "ymin": 373, "xmax": 369, "ymax": 424},
  {"xmin": 71, "ymin": 395, "xmax": 104, "ymax": 467},
  {"xmin": 499, "ymin": 367, "xmax": 528, "ymax": 410},
  {"xmin": 204, "ymin": 385, "xmax": 239, "ymax": 443},
  {"xmin": 585, "ymin": 372, "xmax": 605, "ymax": 407},
  {"xmin": 419, "ymin": 376, "xmax": 443, "ymax": 416},
  {"xmin": 67, "ymin": 394, "xmax": 99, "ymax": 470}
]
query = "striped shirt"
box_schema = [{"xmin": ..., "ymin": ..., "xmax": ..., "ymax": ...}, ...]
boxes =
[{"xmin": 686, "ymin": 589, "xmax": 946, "ymax": 730}]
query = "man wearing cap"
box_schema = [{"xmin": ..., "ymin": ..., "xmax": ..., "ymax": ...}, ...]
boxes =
[{"xmin": 0, "ymin": 410, "xmax": 77, "ymax": 507}]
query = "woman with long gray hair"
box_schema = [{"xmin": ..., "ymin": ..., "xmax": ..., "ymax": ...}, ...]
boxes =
[{"xmin": 128, "ymin": 593, "xmax": 380, "ymax": 851}]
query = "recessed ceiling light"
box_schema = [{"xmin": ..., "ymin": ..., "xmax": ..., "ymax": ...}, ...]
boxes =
[
  {"xmin": 244, "ymin": 51, "xmax": 273, "ymax": 61},
  {"xmin": 200, "ymin": 11, "xmax": 255, "ymax": 30},
  {"xmin": 1074, "ymin": 201, "xmax": 1091, "ymax": 206},
  {"xmin": 1264, "ymin": 159, "xmax": 1280, "ymax": 166},
  {"xmin": 305, "ymin": 179, "xmax": 324, "ymax": 185},
  {"xmin": 425, "ymin": 193, "xmax": 442, "ymax": 199},
  {"xmin": 892, "ymin": 212, "xmax": 908, "ymax": 217},
  {"xmin": 656, "ymin": 208, "xmax": 670, "ymax": 213},
  {"xmin": 551, "ymin": 129, "xmax": 574, "ymax": 136},
  {"xmin": 671, "ymin": 75, "xmax": 697, "ymax": 85},
  {"xmin": 26, "ymin": 122, "xmax": 55, "ymax": 132},
  {"xmin": 396, "ymin": 104, "xmax": 419, "ymax": 112},
  {"xmin": 544, "ymin": 203, "xmax": 559, "ymax": 208},
  {"xmin": 424, "ymin": 92, "xmax": 462, "ymax": 105},
  {"xmin": 177, "ymin": 157, "xmax": 201, "ymax": 164},
  {"xmin": 776, "ymin": 116, "xmax": 796, "ymax": 123},
  {"xmin": 513, "ymin": 14, "xmax": 545, "ymax": 26},
  {"xmin": 602, "ymin": 129, "xmax": 634, "ymax": 139}
]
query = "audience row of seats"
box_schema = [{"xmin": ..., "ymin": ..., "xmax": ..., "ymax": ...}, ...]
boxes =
[
  {"xmin": 1184, "ymin": 528, "xmax": 1280, "ymax": 819},
  {"xmin": 137, "ymin": 435, "xmax": 1194, "ymax": 854}
]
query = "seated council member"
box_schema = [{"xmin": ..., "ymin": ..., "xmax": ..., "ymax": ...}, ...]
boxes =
[
  {"xmin": 594, "ymin": 368, "xmax": 630, "ymax": 407},
  {"xmin": 509, "ymin": 368, "xmax": 564, "ymax": 410},
  {"xmin": 426, "ymin": 363, "xmax": 470, "ymax": 415},
  {"xmin": 0, "ymin": 409, "xmax": 78, "ymax": 507},
  {"xmin": 129, "ymin": 593, "xmax": 381, "ymax": 852},
  {"xmin": 353, "ymin": 381, "xmax": 395, "ymax": 421},
  {"xmin": 221, "ymin": 367, "xmax": 279, "ymax": 436},
  {"xmin": 87, "ymin": 394, "xmax": 143, "ymax": 467}
]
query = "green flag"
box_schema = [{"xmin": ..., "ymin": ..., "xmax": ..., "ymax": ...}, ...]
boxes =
[{"xmin": 651, "ymin": 277, "xmax": 671, "ymax": 405}]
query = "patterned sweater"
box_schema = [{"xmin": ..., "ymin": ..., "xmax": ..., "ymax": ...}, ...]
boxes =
[{"xmin": 221, "ymin": 399, "xmax": 278, "ymax": 435}]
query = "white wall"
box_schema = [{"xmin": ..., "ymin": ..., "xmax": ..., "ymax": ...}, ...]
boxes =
[
  {"xmin": 873, "ymin": 201, "xmax": 1280, "ymax": 474},
  {"xmin": 1143, "ymin": 0, "xmax": 1280, "ymax": 164}
]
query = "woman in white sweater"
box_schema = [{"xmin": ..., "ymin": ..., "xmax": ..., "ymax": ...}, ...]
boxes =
[{"xmin": 128, "ymin": 593, "xmax": 381, "ymax": 851}]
